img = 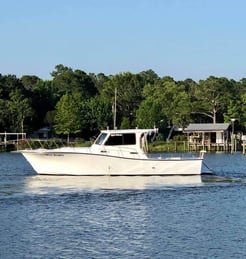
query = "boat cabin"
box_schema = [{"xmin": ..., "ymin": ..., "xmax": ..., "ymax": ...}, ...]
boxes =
[{"xmin": 92, "ymin": 128, "xmax": 158, "ymax": 157}]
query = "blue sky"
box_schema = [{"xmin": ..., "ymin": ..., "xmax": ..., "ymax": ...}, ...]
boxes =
[{"xmin": 1, "ymin": 0, "xmax": 246, "ymax": 81}]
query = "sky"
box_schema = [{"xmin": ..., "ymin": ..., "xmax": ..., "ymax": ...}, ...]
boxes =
[{"xmin": 1, "ymin": 0, "xmax": 246, "ymax": 81}]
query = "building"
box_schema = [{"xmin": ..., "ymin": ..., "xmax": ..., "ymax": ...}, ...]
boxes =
[
  {"xmin": 30, "ymin": 127, "xmax": 51, "ymax": 139},
  {"xmin": 184, "ymin": 123, "xmax": 230, "ymax": 151}
]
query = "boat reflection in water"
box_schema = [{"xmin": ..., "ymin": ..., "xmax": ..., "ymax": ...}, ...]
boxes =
[{"xmin": 24, "ymin": 175, "xmax": 203, "ymax": 194}]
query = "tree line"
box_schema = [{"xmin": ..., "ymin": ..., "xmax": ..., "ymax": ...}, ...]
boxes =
[{"xmin": 0, "ymin": 64, "xmax": 245, "ymax": 141}]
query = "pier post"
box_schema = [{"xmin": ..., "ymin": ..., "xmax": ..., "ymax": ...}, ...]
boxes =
[
  {"xmin": 231, "ymin": 134, "xmax": 235, "ymax": 154},
  {"xmin": 4, "ymin": 132, "xmax": 7, "ymax": 148}
]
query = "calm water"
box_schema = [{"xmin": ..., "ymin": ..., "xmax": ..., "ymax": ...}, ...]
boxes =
[{"xmin": 1, "ymin": 152, "xmax": 246, "ymax": 258}]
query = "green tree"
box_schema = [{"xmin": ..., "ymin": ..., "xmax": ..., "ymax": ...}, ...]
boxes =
[
  {"xmin": 27, "ymin": 79, "xmax": 56, "ymax": 130},
  {"xmin": 54, "ymin": 93, "xmax": 82, "ymax": 142},
  {"xmin": 0, "ymin": 99, "xmax": 8, "ymax": 130},
  {"xmin": 7, "ymin": 89, "xmax": 33, "ymax": 132},
  {"xmin": 137, "ymin": 77, "xmax": 191, "ymax": 129},
  {"xmin": 21, "ymin": 75, "xmax": 40, "ymax": 91},
  {"xmin": 157, "ymin": 77, "xmax": 191, "ymax": 129},
  {"xmin": 89, "ymin": 73, "xmax": 109, "ymax": 93},
  {"xmin": 0, "ymin": 74, "xmax": 24, "ymax": 104},
  {"xmin": 136, "ymin": 97, "xmax": 162, "ymax": 128},
  {"xmin": 120, "ymin": 117, "xmax": 131, "ymax": 129},
  {"xmin": 193, "ymin": 76, "xmax": 233, "ymax": 123},
  {"xmin": 51, "ymin": 64, "xmax": 98, "ymax": 99},
  {"xmin": 44, "ymin": 110, "xmax": 56, "ymax": 128},
  {"xmin": 240, "ymin": 93, "xmax": 246, "ymax": 129},
  {"xmin": 101, "ymin": 72, "xmax": 144, "ymax": 128},
  {"xmin": 138, "ymin": 69, "xmax": 159, "ymax": 85},
  {"xmin": 88, "ymin": 95, "xmax": 113, "ymax": 130}
]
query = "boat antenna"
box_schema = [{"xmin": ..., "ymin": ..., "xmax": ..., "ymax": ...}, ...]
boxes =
[{"xmin": 113, "ymin": 88, "xmax": 117, "ymax": 129}]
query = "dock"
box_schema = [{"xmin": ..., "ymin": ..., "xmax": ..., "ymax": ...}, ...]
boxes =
[{"xmin": 0, "ymin": 132, "xmax": 26, "ymax": 151}]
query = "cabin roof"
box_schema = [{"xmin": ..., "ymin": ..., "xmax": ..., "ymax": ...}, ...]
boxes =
[
  {"xmin": 184, "ymin": 123, "xmax": 230, "ymax": 132},
  {"xmin": 101, "ymin": 128, "xmax": 158, "ymax": 134}
]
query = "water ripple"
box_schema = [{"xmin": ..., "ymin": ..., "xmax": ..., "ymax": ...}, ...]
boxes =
[{"xmin": 1, "ymin": 153, "xmax": 246, "ymax": 258}]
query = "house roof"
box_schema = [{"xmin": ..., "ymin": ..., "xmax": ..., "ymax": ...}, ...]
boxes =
[
  {"xmin": 184, "ymin": 123, "xmax": 230, "ymax": 132},
  {"xmin": 34, "ymin": 127, "xmax": 51, "ymax": 133}
]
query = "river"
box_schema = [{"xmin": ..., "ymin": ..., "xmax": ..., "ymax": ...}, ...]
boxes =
[{"xmin": 0, "ymin": 152, "xmax": 246, "ymax": 258}]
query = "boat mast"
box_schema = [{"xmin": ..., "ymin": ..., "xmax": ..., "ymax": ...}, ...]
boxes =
[{"xmin": 113, "ymin": 88, "xmax": 117, "ymax": 129}]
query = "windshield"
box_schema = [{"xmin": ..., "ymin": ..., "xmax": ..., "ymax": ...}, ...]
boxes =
[{"xmin": 94, "ymin": 133, "xmax": 107, "ymax": 145}]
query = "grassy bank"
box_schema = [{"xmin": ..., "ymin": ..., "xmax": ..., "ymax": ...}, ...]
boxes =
[{"xmin": 149, "ymin": 141, "xmax": 190, "ymax": 152}]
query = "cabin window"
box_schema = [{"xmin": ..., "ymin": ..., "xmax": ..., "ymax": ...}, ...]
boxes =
[
  {"xmin": 105, "ymin": 133, "xmax": 136, "ymax": 146},
  {"xmin": 95, "ymin": 133, "xmax": 107, "ymax": 145},
  {"xmin": 123, "ymin": 133, "xmax": 136, "ymax": 145}
]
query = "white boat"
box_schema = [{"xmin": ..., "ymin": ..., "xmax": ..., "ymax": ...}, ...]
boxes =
[{"xmin": 19, "ymin": 128, "xmax": 205, "ymax": 176}]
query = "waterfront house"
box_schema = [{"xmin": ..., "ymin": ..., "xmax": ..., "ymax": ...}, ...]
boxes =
[
  {"xmin": 184, "ymin": 123, "xmax": 230, "ymax": 151},
  {"xmin": 30, "ymin": 127, "xmax": 51, "ymax": 139}
]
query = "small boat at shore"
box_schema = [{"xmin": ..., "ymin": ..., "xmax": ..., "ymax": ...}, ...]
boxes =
[{"xmin": 19, "ymin": 128, "xmax": 205, "ymax": 176}]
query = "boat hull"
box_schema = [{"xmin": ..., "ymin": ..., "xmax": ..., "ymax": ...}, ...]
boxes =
[{"xmin": 21, "ymin": 151, "xmax": 203, "ymax": 176}]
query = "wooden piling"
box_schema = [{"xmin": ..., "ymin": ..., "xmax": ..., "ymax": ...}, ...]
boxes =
[{"xmin": 242, "ymin": 143, "xmax": 246, "ymax": 155}]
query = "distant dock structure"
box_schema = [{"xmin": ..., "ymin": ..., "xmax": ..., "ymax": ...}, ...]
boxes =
[
  {"xmin": 0, "ymin": 132, "xmax": 26, "ymax": 151},
  {"xmin": 242, "ymin": 135, "xmax": 246, "ymax": 155}
]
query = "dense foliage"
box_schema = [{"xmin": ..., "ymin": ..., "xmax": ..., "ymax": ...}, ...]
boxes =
[{"xmin": 0, "ymin": 64, "xmax": 245, "ymax": 140}]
